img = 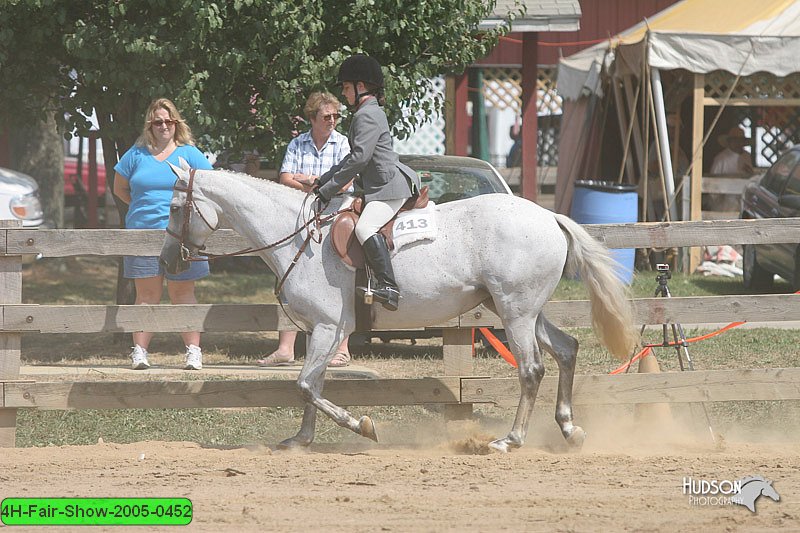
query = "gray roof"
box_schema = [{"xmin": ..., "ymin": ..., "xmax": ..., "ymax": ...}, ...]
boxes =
[{"xmin": 480, "ymin": 0, "xmax": 581, "ymax": 32}]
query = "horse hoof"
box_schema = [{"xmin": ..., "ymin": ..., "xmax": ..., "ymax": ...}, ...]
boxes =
[
  {"xmin": 358, "ymin": 416, "xmax": 378, "ymax": 442},
  {"xmin": 488, "ymin": 438, "xmax": 510, "ymax": 453},
  {"xmin": 276, "ymin": 437, "xmax": 311, "ymax": 450},
  {"xmin": 565, "ymin": 427, "xmax": 586, "ymax": 451}
]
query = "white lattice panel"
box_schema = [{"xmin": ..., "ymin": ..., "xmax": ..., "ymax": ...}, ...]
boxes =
[
  {"xmin": 481, "ymin": 67, "xmax": 562, "ymax": 116},
  {"xmin": 394, "ymin": 76, "xmax": 446, "ymax": 155},
  {"xmin": 484, "ymin": 68, "xmax": 522, "ymax": 113}
]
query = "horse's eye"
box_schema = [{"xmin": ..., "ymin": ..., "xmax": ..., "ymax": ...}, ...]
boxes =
[{"xmin": 170, "ymin": 205, "xmax": 180, "ymax": 212}]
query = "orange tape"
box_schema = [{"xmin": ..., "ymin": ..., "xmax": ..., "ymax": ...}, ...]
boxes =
[
  {"xmin": 474, "ymin": 308, "xmax": 767, "ymax": 376},
  {"xmin": 609, "ymin": 346, "xmax": 651, "ymax": 375},
  {"xmin": 609, "ymin": 321, "xmax": 746, "ymax": 375},
  {"xmin": 479, "ymin": 327, "xmax": 517, "ymax": 368}
]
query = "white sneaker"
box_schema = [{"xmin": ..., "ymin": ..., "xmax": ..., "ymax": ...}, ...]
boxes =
[
  {"xmin": 184, "ymin": 345, "xmax": 203, "ymax": 370},
  {"xmin": 130, "ymin": 345, "xmax": 150, "ymax": 370}
]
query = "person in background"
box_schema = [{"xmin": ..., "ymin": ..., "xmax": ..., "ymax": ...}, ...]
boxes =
[
  {"xmin": 506, "ymin": 118, "xmax": 522, "ymax": 168},
  {"xmin": 711, "ymin": 126, "xmax": 753, "ymax": 176},
  {"xmin": 708, "ymin": 125, "xmax": 753, "ymax": 212},
  {"xmin": 256, "ymin": 91, "xmax": 353, "ymax": 367},
  {"xmin": 113, "ymin": 97, "xmax": 213, "ymax": 370}
]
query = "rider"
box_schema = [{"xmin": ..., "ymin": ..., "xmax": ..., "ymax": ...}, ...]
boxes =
[{"xmin": 314, "ymin": 54, "xmax": 421, "ymax": 311}]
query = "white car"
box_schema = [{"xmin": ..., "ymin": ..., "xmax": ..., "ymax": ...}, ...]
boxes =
[{"xmin": 0, "ymin": 167, "xmax": 44, "ymax": 227}]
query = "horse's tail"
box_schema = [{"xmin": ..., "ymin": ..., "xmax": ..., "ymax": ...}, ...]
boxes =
[{"xmin": 553, "ymin": 213, "xmax": 639, "ymax": 361}]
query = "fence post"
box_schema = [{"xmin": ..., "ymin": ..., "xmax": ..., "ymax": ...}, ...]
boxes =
[
  {"xmin": 442, "ymin": 328, "xmax": 474, "ymax": 420},
  {"xmin": 0, "ymin": 220, "xmax": 22, "ymax": 447}
]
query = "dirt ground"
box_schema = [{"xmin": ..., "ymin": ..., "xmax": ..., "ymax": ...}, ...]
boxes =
[
  {"xmin": 6, "ymin": 327, "xmax": 799, "ymax": 531},
  {"xmin": 2, "ymin": 413, "xmax": 798, "ymax": 532}
]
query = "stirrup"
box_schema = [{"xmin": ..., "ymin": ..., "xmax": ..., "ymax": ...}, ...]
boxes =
[
  {"xmin": 362, "ymin": 268, "xmax": 374, "ymax": 305},
  {"xmin": 357, "ymin": 285, "xmax": 399, "ymax": 311}
]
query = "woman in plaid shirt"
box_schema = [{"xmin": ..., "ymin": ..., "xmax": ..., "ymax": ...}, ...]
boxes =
[
  {"xmin": 279, "ymin": 91, "xmax": 351, "ymax": 193},
  {"xmin": 257, "ymin": 91, "xmax": 353, "ymax": 367}
]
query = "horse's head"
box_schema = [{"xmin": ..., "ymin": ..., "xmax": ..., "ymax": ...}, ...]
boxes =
[
  {"xmin": 761, "ymin": 480, "xmax": 780, "ymax": 502},
  {"xmin": 159, "ymin": 159, "xmax": 220, "ymax": 275}
]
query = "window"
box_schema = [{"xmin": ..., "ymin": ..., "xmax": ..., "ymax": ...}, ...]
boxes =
[
  {"xmin": 782, "ymin": 159, "xmax": 800, "ymax": 197},
  {"xmin": 762, "ymin": 150, "xmax": 800, "ymax": 195}
]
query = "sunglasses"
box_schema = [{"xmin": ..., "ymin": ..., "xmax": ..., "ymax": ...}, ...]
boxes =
[
  {"xmin": 320, "ymin": 113, "xmax": 341, "ymax": 121},
  {"xmin": 150, "ymin": 119, "xmax": 178, "ymax": 127}
]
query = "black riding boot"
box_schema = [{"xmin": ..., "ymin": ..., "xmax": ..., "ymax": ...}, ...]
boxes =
[{"xmin": 358, "ymin": 234, "xmax": 400, "ymax": 311}]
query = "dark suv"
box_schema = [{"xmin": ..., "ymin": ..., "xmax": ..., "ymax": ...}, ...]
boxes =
[{"xmin": 740, "ymin": 146, "xmax": 800, "ymax": 290}]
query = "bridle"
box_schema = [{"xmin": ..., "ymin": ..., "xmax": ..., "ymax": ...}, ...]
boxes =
[
  {"xmin": 166, "ymin": 168, "xmax": 353, "ymax": 300},
  {"xmin": 165, "ymin": 168, "xmax": 220, "ymax": 261}
]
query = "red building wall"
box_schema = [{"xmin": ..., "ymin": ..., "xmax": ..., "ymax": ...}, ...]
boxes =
[{"xmin": 477, "ymin": 0, "xmax": 681, "ymax": 66}]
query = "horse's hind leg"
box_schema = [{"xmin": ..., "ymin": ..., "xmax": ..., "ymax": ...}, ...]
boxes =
[
  {"xmin": 536, "ymin": 314, "xmax": 585, "ymax": 451},
  {"xmin": 488, "ymin": 314, "xmax": 545, "ymax": 453},
  {"xmin": 278, "ymin": 404, "xmax": 318, "ymax": 449}
]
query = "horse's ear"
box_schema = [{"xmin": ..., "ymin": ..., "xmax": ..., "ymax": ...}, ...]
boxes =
[
  {"xmin": 166, "ymin": 161, "xmax": 188, "ymax": 181},
  {"xmin": 178, "ymin": 157, "xmax": 191, "ymax": 171}
]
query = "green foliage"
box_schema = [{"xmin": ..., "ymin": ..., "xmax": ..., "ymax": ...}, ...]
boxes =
[{"xmin": 0, "ymin": 0, "xmax": 513, "ymax": 162}]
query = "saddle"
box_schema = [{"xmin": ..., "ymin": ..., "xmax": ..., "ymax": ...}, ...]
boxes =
[{"xmin": 331, "ymin": 186, "xmax": 429, "ymax": 268}]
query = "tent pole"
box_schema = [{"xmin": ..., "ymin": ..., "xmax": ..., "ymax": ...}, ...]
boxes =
[
  {"xmin": 622, "ymin": 76, "xmax": 647, "ymax": 188},
  {"xmin": 651, "ymin": 68, "xmax": 679, "ymax": 222},
  {"xmin": 613, "ymin": 74, "xmax": 638, "ymax": 184},
  {"xmin": 689, "ymin": 73, "xmax": 706, "ymax": 273}
]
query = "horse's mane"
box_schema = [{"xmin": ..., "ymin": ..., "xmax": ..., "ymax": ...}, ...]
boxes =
[
  {"xmin": 739, "ymin": 476, "xmax": 768, "ymax": 487},
  {"xmin": 204, "ymin": 167, "xmax": 306, "ymax": 200}
]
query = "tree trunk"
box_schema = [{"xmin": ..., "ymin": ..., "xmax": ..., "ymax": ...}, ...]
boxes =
[
  {"xmin": 96, "ymin": 102, "xmax": 141, "ymax": 341},
  {"xmin": 10, "ymin": 110, "xmax": 64, "ymax": 228}
]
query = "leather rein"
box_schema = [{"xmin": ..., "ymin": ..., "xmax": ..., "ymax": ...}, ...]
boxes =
[{"xmin": 166, "ymin": 168, "xmax": 352, "ymax": 299}]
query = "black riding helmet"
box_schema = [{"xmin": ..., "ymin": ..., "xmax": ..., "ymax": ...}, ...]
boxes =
[{"xmin": 337, "ymin": 54, "xmax": 384, "ymax": 88}]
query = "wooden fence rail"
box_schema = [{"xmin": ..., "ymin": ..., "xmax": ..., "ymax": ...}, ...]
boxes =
[
  {"xmin": 2, "ymin": 294, "xmax": 799, "ymax": 334},
  {"xmin": 4, "ymin": 368, "xmax": 800, "ymax": 412},
  {"xmin": 5, "ymin": 217, "xmax": 800, "ymax": 256},
  {"xmin": 1, "ymin": 218, "xmax": 800, "ymax": 447}
]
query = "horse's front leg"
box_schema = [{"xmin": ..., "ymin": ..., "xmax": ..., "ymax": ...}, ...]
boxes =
[{"xmin": 281, "ymin": 323, "xmax": 377, "ymax": 448}]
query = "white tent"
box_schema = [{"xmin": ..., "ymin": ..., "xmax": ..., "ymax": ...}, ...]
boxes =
[
  {"xmin": 554, "ymin": 0, "xmax": 800, "ymax": 269},
  {"xmin": 559, "ymin": 0, "xmax": 800, "ymax": 100}
]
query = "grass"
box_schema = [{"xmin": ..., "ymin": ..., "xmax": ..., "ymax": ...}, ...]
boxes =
[{"xmin": 13, "ymin": 256, "xmax": 800, "ymax": 447}]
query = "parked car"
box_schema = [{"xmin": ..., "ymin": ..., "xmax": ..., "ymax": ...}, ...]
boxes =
[
  {"xmin": 400, "ymin": 154, "xmax": 513, "ymax": 201},
  {"xmin": 350, "ymin": 154, "xmax": 512, "ymax": 349},
  {"xmin": 0, "ymin": 167, "xmax": 44, "ymax": 227},
  {"xmin": 740, "ymin": 145, "xmax": 800, "ymax": 290}
]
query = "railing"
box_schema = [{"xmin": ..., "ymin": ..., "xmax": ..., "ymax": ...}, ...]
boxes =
[{"xmin": 2, "ymin": 218, "xmax": 800, "ymax": 447}]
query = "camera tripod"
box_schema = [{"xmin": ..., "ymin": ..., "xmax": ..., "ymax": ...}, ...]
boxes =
[{"xmin": 635, "ymin": 264, "xmax": 716, "ymax": 443}]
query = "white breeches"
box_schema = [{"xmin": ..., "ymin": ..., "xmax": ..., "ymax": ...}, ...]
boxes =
[{"xmin": 355, "ymin": 198, "xmax": 406, "ymax": 244}]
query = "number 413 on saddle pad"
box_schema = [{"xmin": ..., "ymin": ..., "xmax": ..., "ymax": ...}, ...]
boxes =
[{"xmin": 391, "ymin": 201, "xmax": 438, "ymax": 252}]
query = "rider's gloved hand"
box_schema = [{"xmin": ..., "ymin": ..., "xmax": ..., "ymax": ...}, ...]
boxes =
[{"xmin": 312, "ymin": 182, "xmax": 330, "ymax": 204}]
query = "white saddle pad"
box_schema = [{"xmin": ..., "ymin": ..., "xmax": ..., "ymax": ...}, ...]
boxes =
[{"xmin": 391, "ymin": 201, "xmax": 437, "ymax": 254}]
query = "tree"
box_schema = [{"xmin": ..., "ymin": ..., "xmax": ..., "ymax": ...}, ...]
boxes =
[
  {"xmin": 0, "ymin": 1, "xmax": 75, "ymax": 227},
  {"xmin": 1, "ymin": 0, "xmax": 515, "ymax": 305},
  {"xmin": 1, "ymin": 0, "xmax": 515, "ymax": 166}
]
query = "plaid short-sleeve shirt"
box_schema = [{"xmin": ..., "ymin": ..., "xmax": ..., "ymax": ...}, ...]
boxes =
[{"xmin": 280, "ymin": 129, "xmax": 350, "ymax": 179}]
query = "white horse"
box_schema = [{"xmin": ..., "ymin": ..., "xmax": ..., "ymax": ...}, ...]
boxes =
[{"xmin": 159, "ymin": 161, "xmax": 638, "ymax": 453}]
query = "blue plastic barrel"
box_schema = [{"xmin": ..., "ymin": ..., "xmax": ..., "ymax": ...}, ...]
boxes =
[{"xmin": 570, "ymin": 180, "xmax": 638, "ymax": 284}]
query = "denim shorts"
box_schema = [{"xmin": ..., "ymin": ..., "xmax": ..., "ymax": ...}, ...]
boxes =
[{"xmin": 123, "ymin": 255, "xmax": 210, "ymax": 281}]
